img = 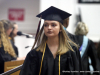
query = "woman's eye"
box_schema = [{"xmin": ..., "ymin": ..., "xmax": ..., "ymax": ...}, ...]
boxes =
[
  {"xmin": 52, "ymin": 24, "xmax": 56, "ymax": 27},
  {"xmin": 44, "ymin": 24, "xmax": 48, "ymax": 27}
]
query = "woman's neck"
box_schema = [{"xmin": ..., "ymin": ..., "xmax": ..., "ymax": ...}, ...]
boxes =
[
  {"xmin": 47, "ymin": 36, "xmax": 59, "ymax": 59},
  {"xmin": 47, "ymin": 36, "xmax": 59, "ymax": 46}
]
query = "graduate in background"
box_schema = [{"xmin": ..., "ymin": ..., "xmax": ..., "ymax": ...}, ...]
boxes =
[
  {"xmin": 63, "ymin": 18, "xmax": 78, "ymax": 43},
  {"xmin": 75, "ymin": 22, "xmax": 100, "ymax": 75},
  {"xmin": 0, "ymin": 20, "xmax": 25, "ymax": 74},
  {"xmin": 20, "ymin": 6, "xmax": 81, "ymax": 75},
  {"xmin": 0, "ymin": 20, "xmax": 17, "ymax": 74},
  {"xmin": 9, "ymin": 22, "xmax": 25, "ymax": 58}
]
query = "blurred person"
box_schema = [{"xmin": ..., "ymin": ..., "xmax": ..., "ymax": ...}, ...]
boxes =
[
  {"xmin": 75, "ymin": 22, "xmax": 100, "ymax": 75},
  {"xmin": 0, "ymin": 20, "xmax": 25, "ymax": 74},
  {"xmin": 9, "ymin": 22, "xmax": 26, "ymax": 58},
  {"xmin": 20, "ymin": 6, "xmax": 81, "ymax": 75},
  {"xmin": 9, "ymin": 22, "xmax": 19, "ymax": 57},
  {"xmin": 0, "ymin": 20, "xmax": 17, "ymax": 74}
]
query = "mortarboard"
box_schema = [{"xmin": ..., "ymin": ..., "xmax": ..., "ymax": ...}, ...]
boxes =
[{"xmin": 36, "ymin": 6, "xmax": 72, "ymax": 24}]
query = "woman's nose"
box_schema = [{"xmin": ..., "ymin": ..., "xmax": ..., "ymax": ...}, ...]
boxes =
[{"xmin": 48, "ymin": 25, "xmax": 52, "ymax": 29}]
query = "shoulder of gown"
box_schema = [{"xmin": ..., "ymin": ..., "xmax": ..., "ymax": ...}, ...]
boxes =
[{"xmin": 19, "ymin": 48, "xmax": 40, "ymax": 75}]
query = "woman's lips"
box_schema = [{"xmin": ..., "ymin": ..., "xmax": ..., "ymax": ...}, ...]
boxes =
[{"xmin": 47, "ymin": 31, "xmax": 52, "ymax": 34}]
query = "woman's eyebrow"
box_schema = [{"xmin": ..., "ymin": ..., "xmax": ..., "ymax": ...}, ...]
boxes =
[
  {"xmin": 44, "ymin": 22, "xmax": 48, "ymax": 24},
  {"xmin": 51, "ymin": 22, "xmax": 56, "ymax": 24}
]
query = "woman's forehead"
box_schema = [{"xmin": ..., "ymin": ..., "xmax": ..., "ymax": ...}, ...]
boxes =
[{"xmin": 44, "ymin": 20, "xmax": 59, "ymax": 24}]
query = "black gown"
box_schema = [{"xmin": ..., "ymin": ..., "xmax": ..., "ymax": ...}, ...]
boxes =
[
  {"xmin": 66, "ymin": 30, "xmax": 83, "ymax": 73},
  {"xmin": 76, "ymin": 35, "xmax": 100, "ymax": 75},
  {"xmin": 97, "ymin": 42, "xmax": 100, "ymax": 61},
  {"xmin": 0, "ymin": 46, "xmax": 16, "ymax": 74},
  {"xmin": 66, "ymin": 31, "xmax": 78, "ymax": 44},
  {"xmin": 20, "ymin": 44, "xmax": 80, "ymax": 75}
]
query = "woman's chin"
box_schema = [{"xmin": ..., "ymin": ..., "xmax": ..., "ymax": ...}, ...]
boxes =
[
  {"xmin": 46, "ymin": 35, "xmax": 54, "ymax": 38},
  {"xmin": 46, "ymin": 35, "xmax": 58, "ymax": 38}
]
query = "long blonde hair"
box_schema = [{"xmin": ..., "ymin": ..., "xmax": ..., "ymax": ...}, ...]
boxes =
[
  {"xmin": 32, "ymin": 22, "xmax": 78, "ymax": 55},
  {"xmin": 0, "ymin": 21, "xmax": 16, "ymax": 58}
]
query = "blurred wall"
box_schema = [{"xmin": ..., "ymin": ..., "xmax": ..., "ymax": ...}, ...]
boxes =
[{"xmin": 0, "ymin": 0, "xmax": 39, "ymax": 33}]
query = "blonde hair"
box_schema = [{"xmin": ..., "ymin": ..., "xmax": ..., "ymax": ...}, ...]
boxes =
[
  {"xmin": 75, "ymin": 22, "xmax": 89, "ymax": 35},
  {"xmin": 32, "ymin": 22, "xmax": 78, "ymax": 55},
  {"xmin": 0, "ymin": 21, "xmax": 16, "ymax": 58}
]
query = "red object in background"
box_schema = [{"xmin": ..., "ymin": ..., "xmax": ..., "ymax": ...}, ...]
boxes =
[{"xmin": 8, "ymin": 8, "xmax": 24, "ymax": 21}]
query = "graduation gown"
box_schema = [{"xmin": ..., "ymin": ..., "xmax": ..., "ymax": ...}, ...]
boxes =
[
  {"xmin": 76, "ymin": 35, "xmax": 100, "ymax": 75},
  {"xmin": 66, "ymin": 31, "xmax": 81, "ymax": 64},
  {"xmin": 20, "ymin": 44, "xmax": 80, "ymax": 75},
  {"xmin": 0, "ymin": 46, "xmax": 16, "ymax": 74},
  {"xmin": 66, "ymin": 31, "xmax": 78, "ymax": 44},
  {"xmin": 66, "ymin": 30, "xmax": 83, "ymax": 73}
]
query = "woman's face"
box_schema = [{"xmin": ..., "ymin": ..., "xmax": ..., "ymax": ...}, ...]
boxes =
[
  {"xmin": 44, "ymin": 20, "xmax": 61, "ymax": 38},
  {"xmin": 13, "ymin": 24, "xmax": 18, "ymax": 36},
  {"xmin": 7, "ymin": 27, "xmax": 13, "ymax": 36}
]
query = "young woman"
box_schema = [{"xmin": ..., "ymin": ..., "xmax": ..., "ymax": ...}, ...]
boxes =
[
  {"xmin": 0, "ymin": 20, "xmax": 24, "ymax": 74},
  {"xmin": 0, "ymin": 20, "xmax": 17, "ymax": 74},
  {"xmin": 20, "ymin": 6, "xmax": 81, "ymax": 75}
]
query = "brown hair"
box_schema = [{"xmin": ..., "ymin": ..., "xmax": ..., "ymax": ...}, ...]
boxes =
[{"xmin": 63, "ymin": 17, "xmax": 69, "ymax": 28}]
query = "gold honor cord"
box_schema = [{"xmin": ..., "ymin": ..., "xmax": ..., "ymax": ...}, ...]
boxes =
[
  {"xmin": 39, "ymin": 42, "xmax": 46, "ymax": 75},
  {"xmin": 59, "ymin": 55, "xmax": 61, "ymax": 75},
  {"xmin": 39, "ymin": 42, "xmax": 61, "ymax": 75}
]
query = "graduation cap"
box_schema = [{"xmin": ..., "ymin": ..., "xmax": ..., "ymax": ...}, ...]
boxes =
[
  {"xmin": 35, "ymin": 6, "xmax": 71, "ymax": 38},
  {"xmin": 36, "ymin": 6, "xmax": 72, "ymax": 24}
]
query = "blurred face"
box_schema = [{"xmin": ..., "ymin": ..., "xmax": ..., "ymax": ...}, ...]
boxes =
[
  {"xmin": 7, "ymin": 27, "xmax": 13, "ymax": 36},
  {"xmin": 44, "ymin": 20, "xmax": 61, "ymax": 38},
  {"xmin": 13, "ymin": 24, "xmax": 18, "ymax": 36}
]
